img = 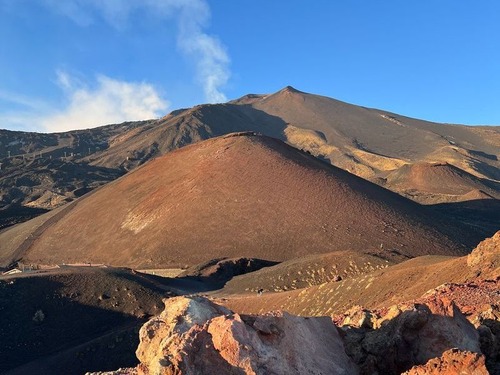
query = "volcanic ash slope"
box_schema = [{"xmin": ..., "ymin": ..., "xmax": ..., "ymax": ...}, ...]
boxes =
[{"xmin": 1, "ymin": 133, "xmax": 472, "ymax": 268}]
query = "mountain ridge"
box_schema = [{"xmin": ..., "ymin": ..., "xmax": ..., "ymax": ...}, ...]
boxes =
[
  {"xmin": 0, "ymin": 132, "xmax": 477, "ymax": 269},
  {"xmin": 0, "ymin": 86, "xmax": 498, "ymax": 229}
]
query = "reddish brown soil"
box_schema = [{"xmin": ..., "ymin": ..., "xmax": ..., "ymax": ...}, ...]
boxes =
[
  {"xmin": 383, "ymin": 162, "xmax": 499, "ymax": 203},
  {"xmin": 217, "ymin": 256, "xmax": 472, "ymax": 317},
  {"xmin": 2, "ymin": 86, "xmax": 498, "ymax": 231},
  {"xmin": 0, "ymin": 133, "xmax": 474, "ymax": 269},
  {"xmin": 221, "ymin": 250, "xmax": 396, "ymax": 294},
  {"xmin": 413, "ymin": 280, "xmax": 500, "ymax": 317}
]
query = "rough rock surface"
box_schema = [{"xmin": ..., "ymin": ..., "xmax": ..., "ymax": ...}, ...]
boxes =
[
  {"xmin": 86, "ymin": 369, "xmax": 137, "ymax": 375},
  {"xmin": 409, "ymin": 278, "xmax": 499, "ymax": 374},
  {"xmin": 467, "ymin": 230, "xmax": 500, "ymax": 280},
  {"xmin": 401, "ymin": 348, "xmax": 488, "ymax": 375},
  {"xmin": 416, "ymin": 281, "xmax": 500, "ymax": 375},
  {"xmin": 330, "ymin": 232, "xmax": 500, "ymax": 374},
  {"xmin": 135, "ymin": 296, "xmax": 358, "ymax": 375},
  {"xmin": 338, "ymin": 298, "xmax": 481, "ymax": 375}
]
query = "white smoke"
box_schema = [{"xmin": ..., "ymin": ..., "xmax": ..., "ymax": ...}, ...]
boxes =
[
  {"xmin": 176, "ymin": 2, "xmax": 230, "ymax": 102},
  {"xmin": 44, "ymin": 0, "xmax": 231, "ymax": 103}
]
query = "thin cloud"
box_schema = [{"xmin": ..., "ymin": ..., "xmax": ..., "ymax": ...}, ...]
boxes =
[
  {"xmin": 42, "ymin": 0, "xmax": 94, "ymax": 27},
  {"xmin": 0, "ymin": 90, "xmax": 52, "ymax": 131},
  {"xmin": 0, "ymin": 89, "xmax": 51, "ymax": 112},
  {"xmin": 41, "ymin": 73, "xmax": 169, "ymax": 132},
  {"xmin": 0, "ymin": 112, "xmax": 42, "ymax": 132},
  {"xmin": 44, "ymin": 0, "xmax": 231, "ymax": 103}
]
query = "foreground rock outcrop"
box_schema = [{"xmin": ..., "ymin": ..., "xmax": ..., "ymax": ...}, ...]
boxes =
[
  {"xmin": 416, "ymin": 280, "xmax": 500, "ymax": 374},
  {"xmin": 88, "ymin": 232, "xmax": 500, "ymax": 375},
  {"xmin": 467, "ymin": 230, "xmax": 500, "ymax": 280},
  {"xmin": 135, "ymin": 296, "xmax": 358, "ymax": 375},
  {"xmin": 402, "ymin": 348, "xmax": 488, "ymax": 375},
  {"xmin": 338, "ymin": 298, "xmax": 481, "ymax": 375},
  {"xmin": 93, "ymin": 292, "xmax": 497, "ymax": 375},
  {"xmin": 331, "ymin": 232, "xmax": 500, "ymax": 374}
]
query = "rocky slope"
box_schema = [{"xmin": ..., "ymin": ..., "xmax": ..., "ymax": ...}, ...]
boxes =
[
  {"xmin": 131, "ymin": 296, "xmax": 358, "ymax": 375},
  {"xmin": 220, "ymin": 231, "xmax": 499, "ymax": 319},
  {"xmin": 0, "ymin": 133, "xmax": 477, "ymax": 269},
  {"xmin": 334, "ymin": 279, "xmax": 500, "ymax": 375},
  {"xmin": 0, "ymin": 121, "xmax": 151, "ymax": 228},
  {"xmin": 2, "ymin": 232, "xmax": 496, "ymax": 374},
  {"xmin": 2, "ymin": 86, "xmax": 499, "ymax": 228},
  {"xmin": 221, "ymin": 250, "xmax": 396, "ymax": 294},
  {"xmin": 223, "ymin": 230, "xmax": 500, "ymax": 373},
  {"xmin": 402, "ymin": 349, "xmax": 488, "ymax": 375},
  {"xmin": 91, "ymin": 287, "xmax": 495, "ymax": 375},
  {"xmin": 467, "ymin": 230, "xmax": 500, "ymax": 280},
  {"xmin": 88, "ymin": 231, "xmax": 499, "ymax": 375}
]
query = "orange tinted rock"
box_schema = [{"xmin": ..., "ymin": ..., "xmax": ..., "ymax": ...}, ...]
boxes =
[
  {"xmin": 402, "ymin": 348, "xmax": 488, "ymax": 375},
  {"xmin": 467, "ymin": 230, "xmax": 500, "ymax": 280},
  {"xmin": 340, "ymin": 299, "xmax": 481, "ymax": 374},
  {"xmin": 135, "ymin": 296, "xmax": 358, "ymax": 375}
]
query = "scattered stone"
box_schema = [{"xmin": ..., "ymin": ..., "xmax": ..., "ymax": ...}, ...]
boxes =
[
  {"xmin": 98, "ymin": 293, "xmax": 110, "ymax": 301},
  {"xmin": 32, "ymin": 309, "xmax": 45, "ymax": 323},
  {"xmin": 341, "ymin": 305, "xmax": 376, "ymax": 329},
  {"xmin": 85, "ymin": 369, "xmax": 137, "ymax": 375}
]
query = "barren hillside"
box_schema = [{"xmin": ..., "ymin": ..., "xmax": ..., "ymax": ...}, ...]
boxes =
[
  {"xmin": 1, "ymin": 87, "xmax": 499, "ymax": 229},
  {"xmin": 0, "ymin": 133, "xmax": 476, "ymax": 269},
  {"xmin": 381, "ymin": 161, "xmax": 500, "ymax": 203}
]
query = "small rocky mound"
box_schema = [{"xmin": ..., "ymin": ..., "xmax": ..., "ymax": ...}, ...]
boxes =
[
  {"xmin": 337, "ymin": 297, "xmax": 481, "ymax": 375},
  {"xmin": 222, "ymin": 250, "xmax": 393, "ymax": 294},
  {"xmin": 467, "ymin": 230, "xmax": 500, "ymax": 280},
  {"xmin": 415, "ymin": 280, "xmax": 500, "ymax": 374},
  {"xmin": 134, "ymin": 296, "xmax": 357, "ymax": 375},
  {"xmin": 402, "ymin": 349, "xmax": 488, "ymax": 375},
  {"xmin": 178, "ymin": 257, "xmax": 278, "ymax": 287}
]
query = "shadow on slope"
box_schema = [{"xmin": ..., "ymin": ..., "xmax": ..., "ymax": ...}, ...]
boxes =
[
  {"xmin": 1, "ymin": 133, "xmax": 482, "ymax": 270},
  {"xmin": 431, "ymin": 198, "xmax": 500, "ymax": 237},
  {"xmin": 90, "ymin": 105, "xmax": 289, "ymax": 170},
  {"xmin": 0, "ymin": 205, "xmax": 49, "ymax": 230},
  {"xmin": 0, "ymin": 268, "xmax": 174, "ymax": 374},
  {"xmin": 177, "ymin": 257, "xmax": 279, "ymax": 289},
  {"xmin": 1, "ymin": 261, "xmax": 268, "ymax": 374}
]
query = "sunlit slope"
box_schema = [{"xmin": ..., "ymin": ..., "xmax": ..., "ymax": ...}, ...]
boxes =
[{"xmin": 1, "ymin": 133, "xmax": 473, "ymax": 269}]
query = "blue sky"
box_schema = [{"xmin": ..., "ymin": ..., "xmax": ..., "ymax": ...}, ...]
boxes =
[{"xmin": 1, "ymin": 1, "xmax": 499, "ymax": 132}]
